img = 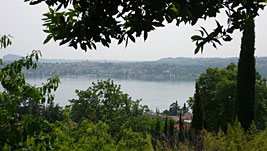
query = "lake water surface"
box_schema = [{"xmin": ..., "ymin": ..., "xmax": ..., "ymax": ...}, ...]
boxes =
[{"xmin": 27, "ymin": 77, "xmax": 195, "ymax": 111}]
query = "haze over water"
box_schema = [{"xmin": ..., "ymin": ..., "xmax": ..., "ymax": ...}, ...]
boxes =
[{"xmin": 27, "ymin": 77, "xmax": 195, "ymax": 111}]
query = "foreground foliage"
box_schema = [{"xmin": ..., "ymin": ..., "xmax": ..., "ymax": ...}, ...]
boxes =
[
  {"xmin": 189, "ymin": 63, "xmax": 267, "ymax": 132},
  {"xmin": 0, "ymin": 51, "xmax": 60, "ymax": 150},
  {"xmin": 45, "ymin": 108, "xmax": 154, "ymax": 151},
  {"xmin": 203, "ymin": 120, "xmax": 267, "ymax": 151}
]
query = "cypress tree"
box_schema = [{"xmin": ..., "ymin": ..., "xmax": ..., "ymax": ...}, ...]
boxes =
[
  {"xmin": 175, "ymin": 101, "xmax": 178, "ymax": 115},
  {"xmin": 155, "ymin": 117, "xmax": 161, "ymax": 137},
  {"xmin": 169, "ymin": 119, "xmax": 175, "ymax": 147},
  {"xmin": 169, "ymin": 119, "xmax": 174, "ymax": 136},
  {"xmin": 152, "ymin": 117, "xmax": 161, "ymax": 150},
  {"xmin": 236, "ymin": 18, "xmax": 256, "ymax": 131},
  {"xmin": 182, "ymin": 103, "xmax": 189, "ymax": 114},
  {"xmin": 179, "ymin": 112, "xmax": 184, "ymax": 142},
  {"xmin": 164, "ymin": 117, "xmax": 168, "ymax": 135},
  {"xmin": 191, "ymin": 82, "xmax": 203, "ymax": 131},
  {"xmin": 156, "ymin": 107, "xmax": 160, "ymax": 116}
]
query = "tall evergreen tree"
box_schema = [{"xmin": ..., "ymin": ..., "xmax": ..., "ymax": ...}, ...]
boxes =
[
  {"xmin": 179, "ymin": 112, "xmax": 184, "ymax": 142},
  {"xmin": 191, "ymin": 82, "xmax": 203, "ymax": 131},
  {"xmin": 164, "ymin": 117, "xmax": 168, "ymax": 136},
  {"xmin": 169, "ymin": 119, "xmax": 174, "ymax": 137},
  {"xmin": 155, "ymin": 118, "xmax": 161, "ymax": 137},
  {"xmin": 156, "ymin": 107, "xmax": 160, "ymax": 116},
  {"xmin": 169, "ymin": 119, "xmax": 175, "ymax": 147},
  {"xmin": 182, "ymin": 103, "xmax": 189, "ymax": 114},
  {"xmin": 236, "ymin": 18, "xmax": 256, "ymax": 131}
]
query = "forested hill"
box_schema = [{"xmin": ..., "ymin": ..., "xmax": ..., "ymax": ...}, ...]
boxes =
[
  {"xmin": 158, "ymin": 57, "xmax": 238, "ymax": 64},
  {"xmin": 2, "ymin": 54, "xmax": 130, "ymax": 63},
  {"xmin": 2, "ymin": 54, "xmax": 84, "ymax": 63},
  {"xmin": 2, "ymin": 55, "xmax": 267, "ymax": 81}
]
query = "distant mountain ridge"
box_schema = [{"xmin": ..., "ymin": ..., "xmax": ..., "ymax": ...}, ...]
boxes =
[
  {"xmin": 2, "ymin": 54, "xmax": 267, "ymax": 80},
  {"xmin": 2, "ymin": 54, "xmax": 23, "ymax": 61},
  {"xmin": 2, "ymin": 54, "xmax": 84, "ymax": 63},
  {"xmin": 1, "ymin": 54, "xmax": 134, "ymax": 63},
  {"xmin": 3, "ymin": 54, "xmax": 267, "ymax": 63},
  {"xmin": 158, "ymin": 57, "xmax": 238, "ymax": 62},
  {"xmin": 157, "ymin": 57, "xmax": 267, "ymax": 66}
]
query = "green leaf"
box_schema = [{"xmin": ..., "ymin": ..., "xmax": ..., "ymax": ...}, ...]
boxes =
[
  {"xmin": 166, "ymin": 16, "xmax": 173, "ymax": 23},
  {"xmin": 43, "ymin": 30, "xmax": 50, "ymax": 33},
  {"xmin": 200, "ymin": 26, "xmax": 209, "ymax": 35},
  {"xmin": 43, "ymin": 35, "xmax": 52, "ymax": 44},
  {"xmin": 125, "ymin": 36, "xmax": 129, "ymax": 47},
  {"xmin": 129, "ymin": 34, "xmax": 135, "ymax": 43},
  {"xmin": 118, "ymin": 37, "xmax": 124, "ymax": 44},
  {"xmin": 152, "ymin": 22, "xmax": 164, "ymax": 27},
  {"xmin": 35, "ymin": 54, "xmax": 39, "ymax": 61},
  {"xmin": 223, "ymin": 35, "xmax": 232, "ymax": 41},
  {"xmin": 144, "ymin": 31, "xmax": 148, "ymax": 41},
  {"xmin": 212, "ymin": 42, "xmax": 217, "ymax": 49},
  {"xmin": 29, "ymin": 0, "xmax": 42, "ymax": 5},
  {"xmin": 81, "ymin": 43, "xmax": 87, "ymax": 51},
  {"xmin": 191, "ymin": 35, "xmax": 203, "ymax": 41},
  {"xmin": 59, "ymin": 39, "xmax": 71, "ymax": 46},
  {"xmin": 194, "ymin": 45, "xmax": 201, "ymax": 54},
  {"xmin": 92, "ymin": 43, "xmax": 96, "ymax": 50},
  {"xmin": 170, "ymin": 6, "xmax": 178, "ymax": 13},
  {"xmin": 213, "ymin": 38, "xmax": 222, "ymax": 45}
]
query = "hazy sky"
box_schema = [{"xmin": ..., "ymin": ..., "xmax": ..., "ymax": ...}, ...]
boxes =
[{"xmin": 1, "ymin": 1, "xmax": 267, "ymax": 61}]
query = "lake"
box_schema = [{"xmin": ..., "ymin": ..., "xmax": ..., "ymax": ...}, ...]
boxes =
[{"xmin": 27, "ymin": 77, "xmax": 195, "ymax": 111}]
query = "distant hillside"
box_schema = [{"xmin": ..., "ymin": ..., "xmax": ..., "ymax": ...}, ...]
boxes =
[
  {"xmin": 158, "ymin": 57, "xmax": 239, "ymax": 64},
  {"xmin": 2, "ymin": 54, "xmax": 22, "ymax": 61},
  {"xmin": 2, "ymin": 54, "xmax": 267, "ymax": 81},
  {"xmin": 157, "ymin": 56, "xmax": 267, "ymax": 68},
  {"xmin": 2, "ymin": 54, "xmax": 83, "ymax": 63},
  {"xmin": 1, "ymin": 54, "xmax": 132, "ymax": 63},
  {"xmin": 157, "ymin": 56, "xmax": 267, "ymax": 63}
]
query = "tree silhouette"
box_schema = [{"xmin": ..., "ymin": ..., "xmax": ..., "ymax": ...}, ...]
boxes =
[
  {"xmin": 236, "ymin": 18, "xmax": 256, "ymax": 131},
  {"xmin": 191, "ymin": 82, "xmax": 203, "ymax": 132}
]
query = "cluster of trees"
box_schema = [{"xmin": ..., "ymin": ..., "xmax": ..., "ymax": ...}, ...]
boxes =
[
  {"xmin": 190, "ymin": 63, "xmax": 267, "ymax": 132},
  {"xmin": 63, "ymin": 79, "xmax": 197, "ymax": 150},
  {"xmin": 162, "ymin": 101, "xmax": 189, "ymax": 116},
  {"xmin": 0, "ymin": 37, "xmax": 189, "ymax": 150},
  {"xmin": 0, "ymin": 51, "xmax": 191, "ymax": 150},
  {"xmin": 18, "ymin": 100, "xmax": 63, "ymax": 123}
]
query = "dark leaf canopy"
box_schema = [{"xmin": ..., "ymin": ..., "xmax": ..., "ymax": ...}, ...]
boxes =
[{"xmin": 26, "ymin": 0, "xmax": 266, "ymax": 52}]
